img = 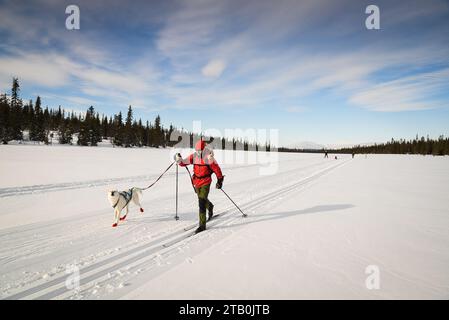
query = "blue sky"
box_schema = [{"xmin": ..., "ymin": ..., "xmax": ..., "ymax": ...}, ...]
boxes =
[{"xmin": 0, "ymin": 0, "xmax": 448, "ymax": 147}]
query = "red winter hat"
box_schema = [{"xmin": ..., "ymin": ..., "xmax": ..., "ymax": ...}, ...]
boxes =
[{"xmin": 195, "ymin": 140, "xmax": 206, "ymax": 151}]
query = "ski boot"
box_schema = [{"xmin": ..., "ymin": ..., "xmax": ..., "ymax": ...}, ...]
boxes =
[{"xmin": 194, "ymin": 225, "xmax": 206, "ymax": 234}]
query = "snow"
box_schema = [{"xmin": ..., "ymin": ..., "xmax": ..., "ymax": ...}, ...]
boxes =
[{"xmin": 0, "ymin": 145, "xmax": 448, "ymax": 299}]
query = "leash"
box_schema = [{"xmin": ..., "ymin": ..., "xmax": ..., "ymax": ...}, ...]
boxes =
[
  {"xmin": 111, "ymin": 162, "xmax": 174, "ymax": 208},
  {"xmin": 140, "ymin": 161, "xmax": 175, "ymax": 191}
]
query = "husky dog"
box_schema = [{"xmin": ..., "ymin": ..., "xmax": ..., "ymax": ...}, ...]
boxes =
[{"xmin": 107, "ymin": 187, "xmax": 144, "ymax": 227}]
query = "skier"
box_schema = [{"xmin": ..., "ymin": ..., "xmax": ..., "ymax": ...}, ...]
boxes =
[
  {"xmin": 174, "ymin": 140, "xmax": 224, "ymax": 234},
  {"xmin": 324, "ymin": 150, "xmax": 329, "ymax": 158}
]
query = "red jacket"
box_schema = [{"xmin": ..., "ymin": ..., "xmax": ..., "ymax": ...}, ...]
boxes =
[{"xmin": 179, "ymin": 151, "xmax": 223, "ymax": 188}]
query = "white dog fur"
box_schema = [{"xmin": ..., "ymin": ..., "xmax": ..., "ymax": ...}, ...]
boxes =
[{"xmin": 107, "ymin": 187, "xmax": 144, "ymax": 227}]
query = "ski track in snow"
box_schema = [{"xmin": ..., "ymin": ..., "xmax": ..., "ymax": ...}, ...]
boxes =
[{"xmin": 1, "ymin": 158, "xmax": 350, "ymax": 300}]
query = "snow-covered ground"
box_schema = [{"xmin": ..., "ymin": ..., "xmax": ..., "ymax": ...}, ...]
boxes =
[{"xmin": 0, "ymin": 145, "xmax": 448, "ymax": 299}]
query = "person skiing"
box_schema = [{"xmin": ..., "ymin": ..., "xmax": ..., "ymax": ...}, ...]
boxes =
[{"xmin": 174, "ymin": 140, "xmax": 224, "ymax": 234}]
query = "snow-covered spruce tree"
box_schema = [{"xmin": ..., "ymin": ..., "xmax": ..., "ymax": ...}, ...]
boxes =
[
  {"xmin": 29, "ymin": 96, "xmax": 46, "ymax": 143},
  {"xmin": 153, "ymin": 114, "xmax": 164, "ymax": 147},
  {"xmin": 58, "ymin": 118, "xmax": 73, "ymax": 145},
  {"xmin": 148, "ymin": 120, "xmax": 156, "ymax": 147},
  {"xmin": 123, "ymin": 105, "xmax": 134, "ymax": 147},
  {"xmin": 92, "ymin": 112, "xmax": 102, "ymax": 145},
  {"xmin": 77, "ymin": 106, "xmax": 102, "ymax": 146},
  {"xmin": 9, "ymin": 77, "xmax": 23, "ymax": 141},
  {"xmin": 131, "ymin": 119, "xmax": 140, "ymax": 147},
  {"xmin": 21, "ymin": 99, "xmax": 34, "ymax": 133},
  {"xmin": 42, "ymin": 107, "xmax": 51, "ymax": 144},
  {"xmin": 135, "ymin": 119, "xmax": 144, "ymax": 147},
  {"xmin": 77, "ymin": 121, "xmax": 89, "ymax": 146},
  {"xmin": 101, "ymin": 115, "xmax": 109, "ymax": 139},
  {"xmin": 113, "ymin": 111, "xmax": 124, "ymax": 146},
  {"xmin": 143, "ymin": 122, "xmax": 150, "ymax": 146}
]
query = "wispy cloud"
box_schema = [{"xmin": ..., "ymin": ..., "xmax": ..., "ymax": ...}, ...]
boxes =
[
  {"xmin": 349, "ymin": 68, "xmax": 449, "ymax": 112},
  {"xmin": 202, "ymin": 59, "xmax": 226, "ymax": 78}
]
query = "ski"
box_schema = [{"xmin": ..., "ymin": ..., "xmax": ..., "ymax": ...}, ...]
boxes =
[
  {"xmin": 162, "ymin": 214, "xmax": 222, "ymax": 248},
  {"xmin": 208, "ymin": 213, "xmax": 221, "ymax": 221},
  {"xmin": 177, "ymin": 227, "xmax": 205, "ymax": 243},
  {"xmin": 162, "ymin": 229, "xmax": 200, "ymax": 248},
  {"xmin": 183, "ymin": 214, "xmax": 221, "ymax": 232}
]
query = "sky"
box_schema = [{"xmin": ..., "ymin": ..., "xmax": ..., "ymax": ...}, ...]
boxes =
[{"xmin": 0, "ymin": 0, "xmax": 448, "ymax": 147}]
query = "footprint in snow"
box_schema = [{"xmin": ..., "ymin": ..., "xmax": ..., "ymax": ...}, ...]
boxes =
[{"xmin": 186, "ymin": 257, "xmax": 194, "ymax": 264}]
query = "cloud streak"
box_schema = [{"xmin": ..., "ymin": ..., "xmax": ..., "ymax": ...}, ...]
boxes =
[{"xmin": 349, "ymin": 68, "xmax": 449, "ymax": 112}]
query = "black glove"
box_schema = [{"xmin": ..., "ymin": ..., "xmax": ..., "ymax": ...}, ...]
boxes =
[
  {"xmin": 216, "ymin": 177, "xmax": 224, "ymax": 189},
  {"xmin": 174, "ymin": 153, "xmax": 182, "ymax": 164}
]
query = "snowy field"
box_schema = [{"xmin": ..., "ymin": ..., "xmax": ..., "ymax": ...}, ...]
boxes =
[{"xmin": 0, "ymin": 145, "xmax": 448, "ymax": 299}]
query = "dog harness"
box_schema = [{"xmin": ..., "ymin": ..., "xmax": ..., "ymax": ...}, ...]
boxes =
[{"xmin": 112, "ymin": 188, "xmax": 133, "ymax": 209}]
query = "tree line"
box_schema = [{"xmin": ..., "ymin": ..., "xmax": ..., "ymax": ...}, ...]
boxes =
[
  {"xmin": 0, "ymin": 78, "xmax": 268, "ymax": 151},
  {"xmin": 0, "ymin": 78, "xmax": 172, "ymax": 147},
  {"xmin": 279, "ymin": 136, "xmax": 449, "ymax": 156},
  {"xmin": 337, "ymin": 136, "xmax": 449, "ymax": 156}
]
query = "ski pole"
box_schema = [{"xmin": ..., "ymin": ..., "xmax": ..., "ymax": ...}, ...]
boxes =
[
  {"xmin": 220, "ymin": 188, "xmax": 247, "ymax": 217},
  {"xmin": 175, "ymin": 164, "xmax": 179, "ymax": 221}
]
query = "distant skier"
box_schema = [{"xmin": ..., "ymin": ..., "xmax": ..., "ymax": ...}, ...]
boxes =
[
  {"xmin": 324, "ymin": 150, "xmax": 329, "ymax": 158},
  {"xmin": 352, "ymin": 152, "xmax": 355, "ymax": 159},
  {"xmin": 174, "ymin": 140, "xmax": 224, "ymax": 234}
]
